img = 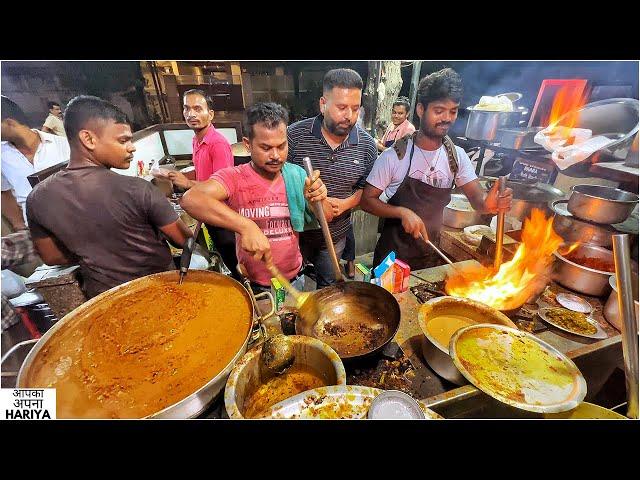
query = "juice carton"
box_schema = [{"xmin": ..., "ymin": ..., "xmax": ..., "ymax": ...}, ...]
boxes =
[
  {"xmin": 354, "ymin": 263, "xmax": 371, "ymax": 283},
  {"xmin": 270, "ymin": 277, "xmax": 286, "ymax": 312},
  {"xmin": 394, "ymin": 259, "xmax": 411, "ymax": 293}
]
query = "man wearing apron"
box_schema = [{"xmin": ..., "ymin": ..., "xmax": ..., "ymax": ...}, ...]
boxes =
[{"xmin": 362, "ymin": 68, "xmax": 513, "ymax": 270}]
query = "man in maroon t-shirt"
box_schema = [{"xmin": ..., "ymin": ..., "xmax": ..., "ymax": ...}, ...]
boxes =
[{"xmin": 167, "ymin": 89, "xmax": 237, "ymax": 276}]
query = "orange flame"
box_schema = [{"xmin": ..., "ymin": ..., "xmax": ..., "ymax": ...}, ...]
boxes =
[
  {"xmin": 558, "ymin": 242, "xmax": 581, "ymax": 256},
  {"xmin": 445, "ymin": 209, "xmax": 565, "ymax": 311},
  {"xmin": 544, "ymin": 85, "xmax": 588, "ymax": 136}
]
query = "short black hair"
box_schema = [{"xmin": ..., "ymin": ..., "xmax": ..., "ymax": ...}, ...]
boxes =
[
  {"xmin": 416, "ymin": 68, "xmax": 463, "ymax": 108},
  {"xmin": 183, "ymin": 89, "xmax": 214, "ymax": 110},
  {"xmin": 1, "ymin": 96, "xmax": 29, "ymax": 125},
  {"xmin": 322, "ymin": 68, "xmax": 363, "ymax": 95},
  {"xmin": 47, "ymin": 101, "xmax": 61, "ymax": 110},
  {"xmin": 392, "ymin": 96, "xmax": 411, "ymax": 112},
  {"xmin": 244, "ymin": 102, "xmax": 289, "ymax": 139},
  {"xmin": 64, "ymin": 95, "xmax": 129, "ymax": 144}
]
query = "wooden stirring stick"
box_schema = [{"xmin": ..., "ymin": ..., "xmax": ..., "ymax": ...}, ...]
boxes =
[{"xmin": 264, "ymin": 261, "xmax": 306, "ymax": 304}]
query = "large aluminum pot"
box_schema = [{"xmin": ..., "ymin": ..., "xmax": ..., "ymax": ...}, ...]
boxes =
[
  {"xmin": 553, "ymin": 243, "xmax": 620, "ymax": 297},
  {"xmin": 224, "ymin": 335, "xmax": 346, "ymax": 419},
  {"xmin": 464, "ymin": 106, "xmax": 528, "ymax": 141},
  {"xmin": 567, "ymin": 184, "xmax": 639, "ymax": 225},
  {"xmin": 417, "ymin": 296, "xmax": 516, "ymax": 385},
  {"xmin": 551, "ymin": 200, "xmax": 617, "ymax": 248},
  {"xmin": 443, "ymin": 194, "xmax": 483, "ymax": 228},
  {"xmin": 16, "ymin": 270, "xmax": 274, "ymax": 419},
  {"xmin": 604, "ymin": 275, "xmax": 639, "ymax": 332}
]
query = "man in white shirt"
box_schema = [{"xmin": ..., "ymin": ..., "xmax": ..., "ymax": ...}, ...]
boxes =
[
  {"xmin": 1, "ymin": 96, "xmax": 70, "ymax": 228},
  {"xmin": 361, "ymin": 68, "xmax": 513, "ymax": 269},
  {"xmin": 42, "ymin": 101, "xmax": 67, "ymax": 137}
]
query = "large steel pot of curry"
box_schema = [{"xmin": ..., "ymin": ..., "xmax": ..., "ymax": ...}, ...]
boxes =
[{"xmin": 16, "ymin": 270, "xmax": 273, "ymax": 419}]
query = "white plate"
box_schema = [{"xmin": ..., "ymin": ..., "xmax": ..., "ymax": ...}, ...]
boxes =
[{"xmin": 538, "ymin": 307, "xmax": 607, "ymax": 339}]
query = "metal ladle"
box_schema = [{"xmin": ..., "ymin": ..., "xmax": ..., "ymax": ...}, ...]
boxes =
[
  {"xmin": 237, "ymin": 263, "xmax": 297, "ymax": 374},
  {"xmin": 494, "ymin": 176, "xmax": 507, "ymax": 271},
  {"xmin": 178, "ymin": 222, "xmax": 202, "ymax": 285},
  {"xmin": 419, "ymin": 232, "xmax": 477, "ymax": 282}
]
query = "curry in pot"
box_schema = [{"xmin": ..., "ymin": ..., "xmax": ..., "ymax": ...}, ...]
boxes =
[
  {"xmin": 243, "ymin": 364, "xmax": 327, "ymax": 418},
  {"xmin": 23, "ymin": 274, "xmax": 252, "ymax": 419}
]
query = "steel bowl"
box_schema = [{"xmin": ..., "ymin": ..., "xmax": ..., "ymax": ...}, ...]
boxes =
[
  {"xmin": 417, "ymin": 296, "xmax": 516, "ymax": 385},
  {"xmin": 224, "ymin": 335, "xmax": 346, "ymax": 419},
  {"xmin": 465, "ymin": 107, "xmax": 528, "ymax": 141},
  {"xmin": 551, "ymin": 200, "xmax": 617, "ymax": 248},
  {"xmin": 604, "ymin": 275, "xmax": 639, "ymax": 332},
  {"xmin": 553, "ymin": 243, "xmax": 619, "ymax": 297},
  {"xmin": 443, "ymin": 194, "xmax": 483, "ymax": 228},
  {"xmin": 567, "ymin": 184, "xmax": 639, "ymax": 224},
  {"xmin": 495, "ymin": 126, "xmax": 544, "ymax": 150}
]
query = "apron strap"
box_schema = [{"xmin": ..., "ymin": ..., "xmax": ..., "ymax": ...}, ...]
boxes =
[
  {"xmin": 392, "ymin": 131, "xmax": 418, "ymax": 160},
  {"xmin": 442, "ymin": 135, "xmax": 460, "ymax": 189}
]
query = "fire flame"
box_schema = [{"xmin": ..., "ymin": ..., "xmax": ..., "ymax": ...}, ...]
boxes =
[
  {"xmin": 445, "ymin": 209, "xmax": 566, "ymax": 311},
  {"xmin": 544, "ymin": 85, "xmax": 588, "ymax": 137}
]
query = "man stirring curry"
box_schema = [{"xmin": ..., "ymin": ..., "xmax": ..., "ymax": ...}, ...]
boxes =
[{"xmin": 181, "ymin": 102, "xmax": 332, "ymax": 291}]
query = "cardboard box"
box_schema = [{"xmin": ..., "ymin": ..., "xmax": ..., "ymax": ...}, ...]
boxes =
[
  {"xmin": 380, "ymin": 267, "xmax": 395, "ymax": 293},
  {"xmin": 373, "ymin": 251, "xmax": 396, "ymax": 279},
  {"xmin": 354, "ymin": 263, "xmax": 371, "ymax": 283}
]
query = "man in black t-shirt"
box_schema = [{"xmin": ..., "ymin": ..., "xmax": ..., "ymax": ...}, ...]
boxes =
[{"xmin": 26, "ymin": 95, "xmax": 193, "ymax": 299}]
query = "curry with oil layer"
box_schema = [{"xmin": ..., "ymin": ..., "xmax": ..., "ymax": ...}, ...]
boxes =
[
  {"xmin": 24, "ymin": 277, "xmax": 252, "ymax": 418},
  {"xmin": 245, "ymin": 364, "xmax": 327, "ymax": 418},
  {"xmin": 425, "ymin": 314, "xmax": 475, "ymax": 348}
]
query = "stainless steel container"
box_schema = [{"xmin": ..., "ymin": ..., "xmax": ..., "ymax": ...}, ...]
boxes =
[
  {"xmin": 568, "ymin": 184, "xmax": 639, "ymax": 224},
  {"xmin": 224, "ymin": 335, "xmax": 346, "ymax": 419},
  {"xmin": 604, "ymin": 275, "xmax": 639, "ymax": 332},
  {"xmin": 417, "ymin": 296, "xmax": 516, "ymax": 386},
  {"xmin": 443, "ymin": 194, "xmax": 483, "ymax": 229},
  {"xmin": 495, "ymin": 127, "xmax": 544, "ymax": 150},
  {"xmin": 15, "ymin": 270, "xmax": 274, "ymax": 419},
  {"xmin": 553, "ymin": 244, "xmax": 617, "ymax": 297},
  {"xmin": 551, "ymin": 200, "xmax": 617, "ymax": 248},
  {"xmin": 464, "ymin": 107, "xmax": 528, "ymax": 141}
]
